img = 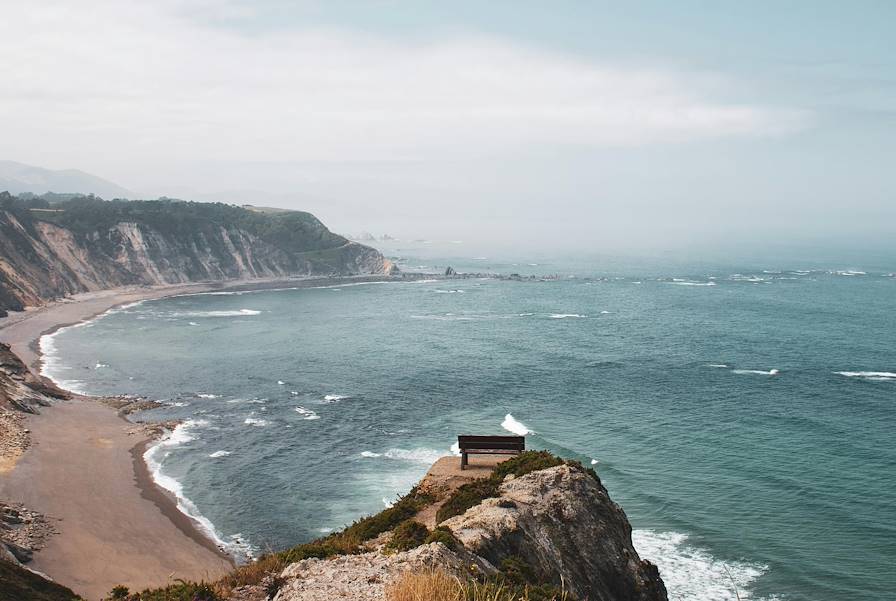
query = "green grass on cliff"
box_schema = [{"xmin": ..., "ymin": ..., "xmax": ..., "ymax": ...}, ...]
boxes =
[
  {"xmin": 435, "ymin": 451, "xmax": 566, "ymax": 523},
  {"xmin": 0, "ymin": 559, "xmax": 82, "ymax": 601},
  {"xmin": 108, "ymin": 451, "xmax": 591, "ymax": 599},
  {"xmin": 217, "ymin": 484, "xmax": 436, "ymax": 592}
]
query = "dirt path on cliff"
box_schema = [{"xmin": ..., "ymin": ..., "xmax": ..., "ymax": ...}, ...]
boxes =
[
  {"xmin": 415, "ymin": 455, "xmax": 508, "ymax": 529},
  {"xmin": 0, "ymin": 398, "xmax": 233, "ymax": 600}
]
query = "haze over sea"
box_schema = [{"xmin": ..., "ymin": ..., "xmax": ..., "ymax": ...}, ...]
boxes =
[{"xmin": 42, "ymin": 243, "xmax": 895, "ymax": 601}]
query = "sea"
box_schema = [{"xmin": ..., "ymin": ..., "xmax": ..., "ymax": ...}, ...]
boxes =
[{"xmin": 40, "ymin": 243, "xmax": 896, "ymax": 601}]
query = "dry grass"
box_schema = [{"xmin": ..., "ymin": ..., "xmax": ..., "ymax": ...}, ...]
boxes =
[
  {"xmin": 387, "ymin": 570, "xmax": 463, "ymax": 601},
  {"xmin": 386, "ymin": 570, "xmax": 569, "ymax": 601}
]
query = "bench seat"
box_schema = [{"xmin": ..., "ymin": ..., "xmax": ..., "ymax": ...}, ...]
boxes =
[{"xmin": 458, "ymin": 435, "xmax": 525, "ymax": 469}]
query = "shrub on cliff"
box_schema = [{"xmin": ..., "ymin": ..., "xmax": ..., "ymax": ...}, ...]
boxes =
[
  {"xmin": 385, "ymin": 520, "xmax": 431, "ymax": 553},
  {"xmin": 221, "ymin": 485, "xmax": 436, "ymax": 592},
  {"xmin": 436, "ymin": 451, "xmax": 565, "ymax": 523},
  {"xmin": 102, "ymin": 580, "xmax": 218, "ymax": 601},
  {"xmin": 0, "ymin": 558, "xmax": 83, "ymax": 601},
  {"xmin": 424, "ymin": 526, "xmax": 461, "ymax": 550}
]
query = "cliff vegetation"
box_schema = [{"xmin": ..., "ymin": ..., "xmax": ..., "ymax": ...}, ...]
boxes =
[{"xmin": 0, "ymin": 193, "xmax": 392, "ymax": 315}]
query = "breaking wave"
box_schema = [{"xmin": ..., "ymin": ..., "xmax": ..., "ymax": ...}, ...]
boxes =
[
  {"xmin": 502, "ymin": 413, "xmax": 533, "ymax": 435},
  {"xmin": 732, "ymin": 369, "xmax": 780, "ymax": 376},
  {"xmin": 144, "ymin": 420, "xmax": 255, "ymax": 560},
  {"xmin": 382, "ymin": 448, "xmax": 447, "ymax": 465},
  {"xmin": 632, "ymin": 530, "xmax": 774, "ymax": 600},
  {"xmin": 294, "ymin": 406, "xmax": 320, "ymax": 420},
  {"xmin": 176, "ymin": 309, "xmax": 261, "ymax": 317},
  {"xmin": 836, "ymin": 371, "xmax": 896, "ymax": 382},
  {"xmin": 209, "ymin": 450, "xmax": 231, "ymax": 458},
  {"xmin": 549, "ymin": 313, "xmax": 586, "ymax": 319}
]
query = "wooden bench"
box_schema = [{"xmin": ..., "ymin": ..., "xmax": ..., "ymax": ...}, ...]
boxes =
[{"xmin": 457, "ymin": 435, "xmax": 525, "ymax": 470}]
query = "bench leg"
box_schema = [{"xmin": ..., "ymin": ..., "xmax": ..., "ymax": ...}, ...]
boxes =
[{"xmin": 461, "ymin": 452, "xmax": 468, "ymax": 470}]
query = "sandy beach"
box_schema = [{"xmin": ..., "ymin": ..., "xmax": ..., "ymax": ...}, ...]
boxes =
[
  {"xmin": 0, "ymin": 282, "xmax": 253, "ymax": 599},
  {"xmin": 0, "ymin": 278, "xmax": 379, "ymax": 599},
  {"xmin": 0, "ymin": 275, "xmax": 410, "ymax": 598}
]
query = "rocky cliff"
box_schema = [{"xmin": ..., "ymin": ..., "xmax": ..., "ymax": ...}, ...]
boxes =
[
  {"xmin": 0, "ymin": 342, "xmax": 68, "ymax": 414},
  {"xmin": 0, "ymin": 193, "xmax": 393, "ymax": 314},
  {"xmin": 224, "ymin": 453, "xmax": 667, "ymax": 601}
]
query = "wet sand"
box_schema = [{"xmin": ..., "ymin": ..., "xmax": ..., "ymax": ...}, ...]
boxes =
[
  {"xmin": 0, "ymin": 277, "xmax": 388, "ymax": 598},
  {"xmin": 0, "ymin": 275, "xmax": 410, "ymax": 598},
  {"xmin": 0, "ymin": 399, "xmax": 233, "ymax": 600}
]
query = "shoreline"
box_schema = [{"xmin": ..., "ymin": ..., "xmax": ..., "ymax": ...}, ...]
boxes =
[{"xmin": 0, "ymin": 274, "xmax": 411, "ymax": 598}]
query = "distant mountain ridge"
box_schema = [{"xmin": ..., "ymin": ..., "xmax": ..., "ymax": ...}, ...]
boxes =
[
  {"xmin": 0, "ymin": 193, "xmax": 393, "ymax": 315},
  {"xmin": 0, "ymin": 160, "xmax": 132, "ymax": 199}
]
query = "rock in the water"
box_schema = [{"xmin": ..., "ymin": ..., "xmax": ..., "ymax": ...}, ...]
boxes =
[
  {"xmin": 442, "ymin": 464, "xmax": 667, "ymax": 601},
  {"xmin": 445, "ymin": 266, "xmax": 456, "ymax": 276}
]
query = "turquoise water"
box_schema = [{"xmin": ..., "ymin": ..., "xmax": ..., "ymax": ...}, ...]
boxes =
[{"xmin": 42, "ymin": 251, "xmax": 896, "ymax": 601}]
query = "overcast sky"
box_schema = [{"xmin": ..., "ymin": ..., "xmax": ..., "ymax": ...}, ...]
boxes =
[{"xmin": 1, "ymin": 1, "xmax": 894, "ymax": 253}]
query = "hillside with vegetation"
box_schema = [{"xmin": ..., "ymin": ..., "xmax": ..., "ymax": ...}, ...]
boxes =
[{"xmin": 0, "ymin": 193, "xmax": 393, "ymax": 315}]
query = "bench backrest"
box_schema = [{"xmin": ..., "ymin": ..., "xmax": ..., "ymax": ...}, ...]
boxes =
[{"xmin": 457, "ymin": 435, "xmax": 525, "ymax": 451}]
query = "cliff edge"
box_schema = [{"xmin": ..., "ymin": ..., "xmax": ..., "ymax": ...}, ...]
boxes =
[{"xmin": 223, "ymin": 452, "xmax": 667, "ymax": 601}]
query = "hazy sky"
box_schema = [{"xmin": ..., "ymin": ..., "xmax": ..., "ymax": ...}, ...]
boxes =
[{"xmin": 2, "ymin": 1, "xmax": 894, "ymax": 252}]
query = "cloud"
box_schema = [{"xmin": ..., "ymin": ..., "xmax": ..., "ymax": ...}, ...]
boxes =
[{"xmin": 0, "ymin": 1, "xmax": 808, "ymax": 167}]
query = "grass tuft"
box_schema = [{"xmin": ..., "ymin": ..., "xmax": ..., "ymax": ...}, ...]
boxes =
[{"xmin": 386, "ymin": 569, "xmax": 570, "ymax": 601}]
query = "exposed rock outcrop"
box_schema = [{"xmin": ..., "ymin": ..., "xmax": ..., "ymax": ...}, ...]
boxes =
[
  {"xmin": 0, "ymin": 342, "xmax": 69, "ymax": 414},
  {"xmin": 443, "ymin": 464, "xmax": 666, "ymax": 601},
  {"xmin": 0, "ymin": 194, "xmax": 392, "ymax": 313},
  {"xmin": 272, "ymin": 542, "xmax": 494, "ymax": 601},
  {"xmin": 269, "ymin": 459, "xmax": 666, "ymax": 601}
]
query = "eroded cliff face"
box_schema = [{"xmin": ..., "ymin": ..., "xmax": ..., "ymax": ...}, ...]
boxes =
[
  {"xmin": 0, "ymin": 197, "xmax": 392, "ymax": 313},
  {"xmin": 442, "ymin": 464, "xmax": 667, "ymax": 601},
  {"xmin": 264, "ymin": 461, "xmax": 667, "ymax": 601},
  {"xmin": 0, "ymin": 342, "xmax": 69, "ymax": 414}
]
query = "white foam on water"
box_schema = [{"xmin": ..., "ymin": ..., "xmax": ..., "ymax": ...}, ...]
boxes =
[
  {"xmin": 323, "ymin": 394, "xmax": 349, "ymax": 402},
  {"xmin": 383, "ymin": 448, "xmax": 447, "ymax": 465},
  {"xmin": 144, "ymin": 421, "xmax": 254, "ymax": 560},
  {"xmin": 188, "ymin": 321, "xmax": 200, "ymax": 326},
  {"xmin": 502, "ymin": 413, "xmax": 533, "ymax": 435},
  {"xmin": 175, "ymin": 309, "xmax": 261, "ymax": 317},
  {"xmin": 277, "ymin": 380, "xmax": 285, "ymax": 385},
  {"xmin": 382, "ymin": 497, "xmax": 395, "ymax": 508},
  {"xmin": 197, "ymin": 393, "xmax": 220, "ymax": 399},
  {"xmin": 591, "ymin": 459, "xmax": 599, "ymax": 465},
  {"xmin": 209, "ymin": 450, "xmax": 231, "ymax": 458},
  {"xmin": 670, "ymin": 281, "xmax": 717, "ymax": 286},
  {"xmin": 600, "ymin": 310, "xmax": 611, "ymax": 314},
  {"xmin": 632, "ymin": 530, "xmax": 775, "ymax": 600},
  {"xmin": 518, "ymin": 312, "xmax": 535, "ymax": 317},
  {"xmin": 360, "ymin": 451, "xmax": 383, "ymax": 458},
  {"xmin": 243, "ymin": 417, "xmax": 269, "ymax": 426},
  {"xmin": 732, "ymin": 369, "xmax": 779, "ymax": 376},
  {"xmin": 550, "ymin": 313, "xmax": 586, "ymax": 319},
  {"xmin": 450, "ymin": 442, "xmax": 461, "ymax": 456},
  {"xmin": 168, "ymin": 401, "xmax": 190, "ymax": 407},
  {"xmin": 294, "ymin": 406, "xmax": 320, "ymax": 420},
  {"xmin": 94, "ymin": 362, "xmax": 108, "ymax": 369},
  {"xmin": 707, "ymin": 364, "xmax": 729, "ymax": 369},
  {"xmin": 434, "ymin": 289, "xmax": 464, "ymax": 294},
  {"xmin": 832, "ymin": 270, "xmax": 866, "ymax": 276},
  {"xmin": 836, "ymin": 371, "xmax": 896, "ymax": 382},
  {"xmin": 39, "ymin": 327, "xmax": 92, "ymax": 395}
]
